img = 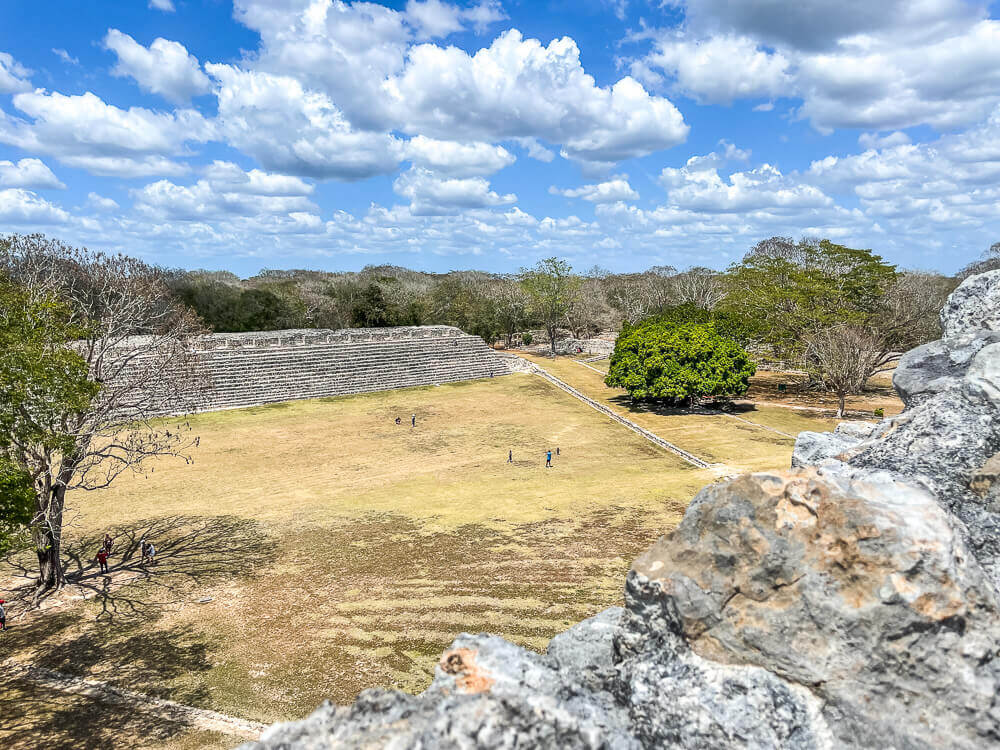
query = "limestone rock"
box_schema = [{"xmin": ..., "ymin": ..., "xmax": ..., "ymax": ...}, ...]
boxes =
[
  {"xmin": 831, "ymin": 420, "xmax": 879, "ymax": 440},
  {"xmin": 244, "ymin": 634, "xmax": 638, "ymax": 750},
  {"xmin": 627, "ymin": 467, "xmax": 1000, "ymax": 749},
  {"xmin": 789, "ymin": 430, "xmax": 856, "ymax": 468},
  {"xmin": 615, "ymin": 576, "xmax": 831, "ymax": 750},
  {"xmin": 547, "ymin": 607, "xmax": 621, "ymax": 691},
  {"xmin": 941, "ymin": 269, "xmax": 1000, "ymax": 338},
  {"xmin": 972, "ymin": 453, "xmax": 1000, "ymax": 508},
  {"xmin": 892, "ymin": 331, "xmax": 1000, "ymax": 407}
]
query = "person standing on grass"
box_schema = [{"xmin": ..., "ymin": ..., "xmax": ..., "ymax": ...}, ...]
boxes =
[
  {"xmin": 411, "ymin": 414, "xmax": 416, "ymax": 428},
  {"xmin": 0, "ymin": 599, "xmax": 6, "ymax": 631},
  {"xmin": 146, "ymin": 542, "xmax": 157, "ymax": 566},
  {"xmin": 103, "ymin": 533, "xmax": 113, "ymax": 554},
  {"xmin": 140, "ymin": 538, "xmax": 148, "ymax": 565},
  {"xmin": 508, "ymin": 450, "xmax": 513, "ymax": 463},
  {"xmin": 546, "ymin": 450, "xmax": 552, "ymax": 468},
  {"xmin": 96, "ymin": 547, "xmax": 109, "ymax": 574}
]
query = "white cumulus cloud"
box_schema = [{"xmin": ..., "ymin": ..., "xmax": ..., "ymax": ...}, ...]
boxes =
[
  {"xmin": 551, "ymin": 176, "xmax": 639, "ymax": 202},
  {"xmin": 0, "ymin": 52, "xmax": 31, "ymax": 94},
  {"xmin": 393, "ymin": 167, "xmax": 516, "ymax": 215},
  {"xmin": 0, "ymin": 158, "xmax": 65, "ymax": 189},
  {"xmin": 208, "ymin": 64, "xmax": 404, "ymax": 181},
  {"xmin": 630, "ymin": 0, "xmax": 1000, "ymax": 132},
  {"xmin": 87, "ymin": 192, "xmax": 120, "ymax": 212},
  {"xmin": 104, "ymin": 29, "xmax": 212, "ymax": 104},
  {"xmin": 661, "ymin": 154, "xmax": 832, "ymax": 212},
  {"xmin": 0, "ymin": 90, "xmax": 210, "ymax": 177},
  {"xmin": 386, "ymin": 31, "xmax": 688, "ymax": 165},
  {"xmin": 133, "ymin": 164, "xmax": 319, "ymax": 222},
  {"xmin": 0, "ymin": 188, "xmax": 70, "ymax": 225},
  {"xmin": 404, "ymin": 136, "xmax": 515, "ymax": 177}
]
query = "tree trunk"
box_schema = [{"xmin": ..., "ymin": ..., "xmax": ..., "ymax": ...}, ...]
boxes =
[
  {"xmin": 549, "ymin": 324, "xmax": 557, "ymax": 354},
  {"xmin": 33, "ymin": 483, "xmax": 67, "ymax": 596},
  {"xmin": 836, "ymin": 392, "xmax": 846, "ymax": 418}
]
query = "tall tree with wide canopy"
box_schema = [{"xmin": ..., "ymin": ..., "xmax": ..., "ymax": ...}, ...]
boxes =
[
  {"xmin": 722, "ymin": 237, "xmax": 949, "ymax": 408},
  {"xmin": 606, "ymin": 319, "xmax": 755, "ymax": 405},
  {"xmin": 519, "ymin": 257, "xmax": 581, "ymax": 353},
  {"xmin": 0, "ymin": 234, "xmax": 206, "ymax": 596}
]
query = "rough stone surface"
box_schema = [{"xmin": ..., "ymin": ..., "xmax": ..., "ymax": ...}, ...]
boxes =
[
  {"xmin": 627, "ymin": 467, "xmax": 1000, "ymax": 749},
  {"xmin": 244, "ymin": 271, "xmax": 1000, "ymax": 749},
  {"xmin": 547, "ymin": 607, "xmax": 621, "ymax": 692},
  {"xmin": 941, "ymin": 269, "xmax": 1000, "ymax": 338},
  {"xmin": 244, "ymin": 634, "xmax": 638, "ymax": 750},
  {"xmin": 892, "ymin": 332, "xmax": 1000, "ymax": 407},
  {"xmin": 789, "ymin": 429, "xmax": 859, "ymax": 468},
  {"xmin": 123, "ymin": 326, "xmax": 515, "ymax": 416}
]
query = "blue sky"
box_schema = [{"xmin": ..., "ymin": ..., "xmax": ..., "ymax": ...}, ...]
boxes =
[{"xmin": 1, "ymin": 0, "xmax": 999, "ymax": 276}]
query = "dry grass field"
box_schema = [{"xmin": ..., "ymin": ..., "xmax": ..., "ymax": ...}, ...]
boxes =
[
  {"xmin": 0, "ymin": 365, "xmax": 901, "ymax": 749},
  {"xmin": 516, "ymin": 353, "xmax": 848, "ymax": 473}
]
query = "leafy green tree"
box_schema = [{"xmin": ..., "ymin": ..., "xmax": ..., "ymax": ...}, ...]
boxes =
[
  {"xmin": 1, "ymin": 234, "xmax": 205, "ymax": 595},
  {"xmin": 721, "ymin": 237, "xmax": 951, "ymax": 406},
  {"xmin": 351, "ymin": 282, "xmax": 393, "ymax": 327},
  {"xmin": 605, "ymin": 319, "xmax": 755, "ymax": 404},
  {"xmin": 1, "ymin": 453, "xmax": 37, "ymax": 555},
  {"xmin": 520, "ymin": 258, "xmax": 581, "ymax": 354},
  {"xmin": 0, "ymin": 273, "xmax": 99, "ymax": 582},
  {"xmin": 721, "ymin": 239, "xmax": 900, "ymax": 358},
  {"xmin": 644, "ymin": 303, "xmax": 756, "ymax": 347}
]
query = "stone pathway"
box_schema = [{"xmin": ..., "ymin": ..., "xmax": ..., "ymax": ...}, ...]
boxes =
[
  {"xmin": 573, "ymin": 359, "xmax": 608, "ymax": 375},
  {"xmin": 530, "ymin": 366, "xmax": 718, "ymax": 471},
  {"xmin": 3, "ymin": 659, "xmax": 267, "ymax": 741}
]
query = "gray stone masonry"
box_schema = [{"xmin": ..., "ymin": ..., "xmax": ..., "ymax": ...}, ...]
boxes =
[{"xmin": 128, "ymin": 326, "xmax": 514, "ymax": 416}]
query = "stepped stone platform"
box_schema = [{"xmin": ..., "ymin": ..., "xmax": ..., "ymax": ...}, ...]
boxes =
[{"xmin": 158, "ymin": 326, "xmax": 512, "ymax": 415}]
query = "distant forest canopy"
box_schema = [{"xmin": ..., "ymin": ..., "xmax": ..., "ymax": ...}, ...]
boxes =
[{"xmin": 162, "ymin": 236, "xmax": 997, "ymax": 346}]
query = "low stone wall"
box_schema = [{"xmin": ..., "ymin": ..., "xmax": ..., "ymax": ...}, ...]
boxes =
[
  {"xmin": 552, "ymin": 338, "xmax": 615, "ymax": 356},
  {"xmin": 147, "ymin": 326, "xmax": 512, "ymax": 415}
]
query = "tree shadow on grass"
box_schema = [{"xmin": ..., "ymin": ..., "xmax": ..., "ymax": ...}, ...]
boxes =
[
  {"xmin": 2, "ymin": 609, "xmax": 216, "ymax": 705},
  {"xmin": 3, "ymin": 514, "xmax": 276, "ymax": 623},
  {"xmin": 606, "ymin": 394, "xmax": 708, "ymax": 417},
  {"xmin": 0, "ymin": 671, "xmax": 225, "ymax": 750},
  {"xmin": 0, "ymin": 514, "xmax": 277, "ymax": 744}
]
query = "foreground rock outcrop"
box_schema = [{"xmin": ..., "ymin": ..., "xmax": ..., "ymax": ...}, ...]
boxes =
[{"xmin": 244, "ymin": 271, "xmax": 1000, "ymax": 749}]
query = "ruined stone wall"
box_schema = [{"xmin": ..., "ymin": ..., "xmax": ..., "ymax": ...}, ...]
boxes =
[{"xmin": 157, "ymin": 326, "xmax": 512, "ymax": 414}]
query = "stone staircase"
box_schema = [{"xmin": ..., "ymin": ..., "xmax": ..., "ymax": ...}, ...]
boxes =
[{"xmin": 130, "ymin": 327, "xmax": 513, "ymax": 415}]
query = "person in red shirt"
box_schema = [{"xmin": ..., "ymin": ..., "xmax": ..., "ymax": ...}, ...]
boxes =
[{"xmin": 96, "ymin": 548, "xmax": 109, "ymax": 574}]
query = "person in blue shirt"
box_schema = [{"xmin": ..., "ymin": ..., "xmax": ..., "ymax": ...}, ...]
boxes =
[{"xmin": 546, "ymin": 450, "xmax": 552, "ymax": 467}]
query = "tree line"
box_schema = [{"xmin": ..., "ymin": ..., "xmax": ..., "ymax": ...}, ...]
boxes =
[{"xmin": 164, "ymin": 239, "xmax": 987, "ymax": 358}]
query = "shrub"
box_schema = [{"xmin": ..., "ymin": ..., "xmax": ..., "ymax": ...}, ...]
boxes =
[
  {"xmin": 874, "ymin": 407, "xmax": 884, "ymax": 418},
  {"xmin": 521, "ymin": 332, "xmax": 533, "ymax": 346},
  {"xmin": 605, "ymin": 320, "xmax": 755, "ymax": 405}
]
